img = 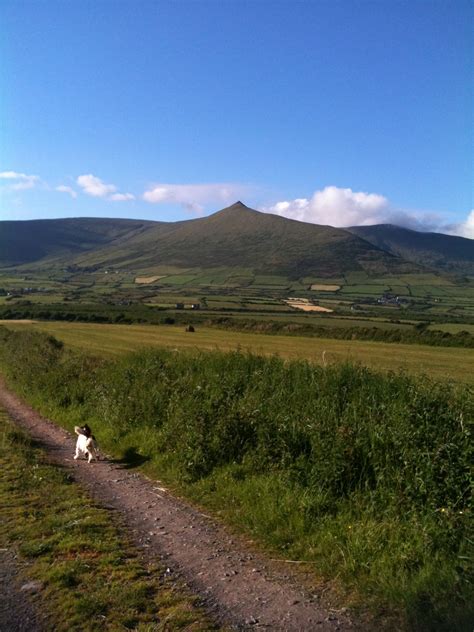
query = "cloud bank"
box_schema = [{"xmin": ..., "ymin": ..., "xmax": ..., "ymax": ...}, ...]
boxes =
[
  {"xmin": 263, "ymin": 185, "xmax": 473, "ymax": 237},
  {"xmin": 446, "ymin": 210, "xmax": 474, "ymax": 240},
  {"xmin": 267, "ymin": 186, "xmax": 392, "ymax": 227},
  {"xmin": 143, "ymin": 183, "xmax": 251, "ymax": 212}
]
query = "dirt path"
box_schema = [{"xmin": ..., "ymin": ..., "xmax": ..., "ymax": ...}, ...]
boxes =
[
  {"xmin": 0, "ymin": 549, "xmax": 44, "ymax": 632},
  {"xmin": 0, "ymin": 380, "xmax": 355, "ymax": 631}
]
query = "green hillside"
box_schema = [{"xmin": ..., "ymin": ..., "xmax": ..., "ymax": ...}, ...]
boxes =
[
  {"xmin": 348, "ymin": 224, "xmax": 474, "ymax": 275},
  {"xmin": 0, "ymin": 217, "xmax": 154, "ymax": 266},
  {"xmin": 1, "ymin": 203, "xmax": 432, "ymax": 278},
  {"xmin": 40, "ymin": 202, "xmax": 420, "ymax": 277}
]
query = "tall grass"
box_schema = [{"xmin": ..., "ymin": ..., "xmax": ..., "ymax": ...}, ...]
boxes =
[{"xmin": 0, "ymin": 326, "xmax": 472, "ymax": 630}]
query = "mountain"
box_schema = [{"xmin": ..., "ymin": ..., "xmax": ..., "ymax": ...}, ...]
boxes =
[
  {"xmin": 0, "ymin": 217, "xmax": 153, "ymax": 266},
  {"xmin": 1, "ymin": 203, "xmax": 419, "ymax": 277},
  {"xmin": 48, "ymin": 202, "xmax": 418, "ymax": 277},
  {"xmin": 347, "ymin": 224, "xmax": 474, "ymax": 275}
]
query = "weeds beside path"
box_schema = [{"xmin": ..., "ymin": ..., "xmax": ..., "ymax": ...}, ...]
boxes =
[{"xmin": 0, "ymin": 378, "xmax": 354, "ymax": 632}]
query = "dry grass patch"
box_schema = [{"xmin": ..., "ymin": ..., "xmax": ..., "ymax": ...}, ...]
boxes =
[
  {"xmin": 135, "ymin": 275, "xmax": 167, "ymax": 284},
  {"xmin": 310, "ymin": 284, "xmax": 341, "ymax": 291},
  {"xmin": 285, "ymin": 298, "xmax": 333, "ymax": 312}
]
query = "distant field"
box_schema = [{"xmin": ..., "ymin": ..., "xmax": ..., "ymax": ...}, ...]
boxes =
[
  {"xmin": 429, "ymin": 322, "xmax": 474, "ymax": 334},
  {"xmin": 135, "ymin": 275, "xmax": 166, "ymax": 284},
  {"xmin": 285, "ymin": 299, "xmax": 333, "ymax": 313},
  {"xmin": 310, "ymin": 284, "xmax": 340, "ymax": 291},
  {"xmin": 3, "ymin": 320, "xmax": 473, "ymax": 383},
  {"xmin": 2, "ymin": 267, "xmax": 474, "ymax": 336},
  {"xmin": 160, "ymin": 274, "xmax": 198, "ymax": 285},
  {"xmin": 340, "ymin": 284, "xmax": 390, "ymax": 295}
]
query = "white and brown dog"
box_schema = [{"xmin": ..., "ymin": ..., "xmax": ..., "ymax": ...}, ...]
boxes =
[{"xmin": 74, "ymin": 424, "xmax": 98, "ymax": 463}]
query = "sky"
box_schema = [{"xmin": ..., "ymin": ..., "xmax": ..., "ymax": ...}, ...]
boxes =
[{"xmin": 1, "ymin": 0, "xmax": 472, "ymax": 237}]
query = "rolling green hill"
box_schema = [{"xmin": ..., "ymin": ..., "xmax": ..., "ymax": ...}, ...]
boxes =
[
  {"xmin": 348, "ymin": 224, "xmax": 474, "ymax": 275},
  {"xmin": 0, "ymin": 203, "xmax": 430, "ymax": 278},
  {"xmin": 0, "ymin": 217, "xmax": 154, "ymax": 266},
  {"xmin": 71, "ymin": 202, "xmax": 416, "ymax": 277},
  {"xmin": 1, "ymin": 202, "xmax": 420, "ymax": 278}
]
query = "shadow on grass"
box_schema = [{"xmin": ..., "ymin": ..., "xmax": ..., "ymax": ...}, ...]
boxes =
[
  {"xmin": 112, "ymin": 447, "xmax": 150, "ymax": 469},
  {"xmin": 407, "ymin": 595, "xmax": 474, "ymax": 632}
]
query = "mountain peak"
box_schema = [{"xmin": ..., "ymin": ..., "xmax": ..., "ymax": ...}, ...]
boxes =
[
  {"xmin": 211, "ymin": 201, "xmax": 258, "ymax": 218},
  {"xmin": 228, "ymin": 200, "xmax": 252, "ymax": 211}
]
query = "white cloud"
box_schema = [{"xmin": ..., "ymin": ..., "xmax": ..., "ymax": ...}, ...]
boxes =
[
  {"xmin": 76, "ymin": 173, "xmax": 134, "ymax": 202},
  {"xmin": 0, "ymin": 170, "xmax": 40, "ymax": 190},
  {"xmin": 262, "ymin": 185, "xmax": 451, "ymax": 233},
  {"xmin": 110, "ymin": 192, "xmax": 135, "ymax": 201},
  {"xmin": 445, "ymin": 210, "xmax": 474, "ymax": 239},
  {"xmin": 56, "ymin": 185, "xmax": 78, "ymax": 199},
  {"xmin": 143, "ymin": 183, "xmax": 251, "ymax": 212},
  {"xmin": 264, "ymin": 186, "xmax": 392, "ymax": 227},
  {"xmin": 77, "ymin": 174, "xmax": 117, "ymax": 198}
]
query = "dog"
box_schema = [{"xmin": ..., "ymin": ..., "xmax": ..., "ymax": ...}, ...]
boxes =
[{"xmin": 74, "ymin": 424, "xmax": 98, "ymax": 463}]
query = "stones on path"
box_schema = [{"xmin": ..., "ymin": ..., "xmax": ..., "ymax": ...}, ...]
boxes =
[{"xmin": 20, "ymin": 581, "xmax": 44, "ymax": 594}]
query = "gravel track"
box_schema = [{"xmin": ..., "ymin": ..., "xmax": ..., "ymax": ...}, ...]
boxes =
[
  {"xmin": 0, "ymin": 379, "xmax": 355, "ymax": 631},
  {"xmin": 0, "ymin": 549, "xmax": 44, "ymax": 632}
]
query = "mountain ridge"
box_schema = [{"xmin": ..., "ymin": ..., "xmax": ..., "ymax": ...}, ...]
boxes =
[
  {"xmin": 347, "ymin": 223, "xmax": 474, "ymax": 274},
  {"xmin": 53, "ymin": 202, "xmax": 410, "ymax": 277},
  {"xmin": 1, "ymin": 202, "xmax": 472, "ymax": 277}
]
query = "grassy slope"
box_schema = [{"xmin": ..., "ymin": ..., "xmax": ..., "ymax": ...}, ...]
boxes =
[
  {"xmin": 4, "ymin": 320, "xmax": 474, "ymax": 383},
  {"xmin": 347, "ymin": 225, "xmax": 474, "ymax": 274},
  {"xmin": 69, "ymin": 203, "xmax": 415, "ymax": 277},
  {"xmin": 0, "ymin": 217, "xmax": 154, "ymax": 266},
  {"xmin": 0, "ymin": 410, "xmax": 217, "ymax": 631},
  {"xmin": 1, "ymin": 204, "xmax": 420, "ymax": 278}
]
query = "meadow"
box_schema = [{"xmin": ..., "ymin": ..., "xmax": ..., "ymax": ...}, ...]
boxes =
[
  {"xmin": 3, "ymin": 319, "xmax": 474, "ymax": 383},
  {"xmin": 0, "ymin": 326, "xmax": 472, "ymax": 630}
]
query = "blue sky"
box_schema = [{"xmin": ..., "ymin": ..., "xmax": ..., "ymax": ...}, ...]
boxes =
[{"xmin": 1, "ymin": 0, "xmax": 472, "ymax": 236}]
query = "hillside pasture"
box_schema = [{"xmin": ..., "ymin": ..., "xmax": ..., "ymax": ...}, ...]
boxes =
[{"xmin": 339, "ymin": 284, "xmax": 390, "ymax": 295}]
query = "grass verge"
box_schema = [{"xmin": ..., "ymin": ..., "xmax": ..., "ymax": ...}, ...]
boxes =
[{"xmin": 0, "ymin": 409, "xmax": 218, "ymax": 632}]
